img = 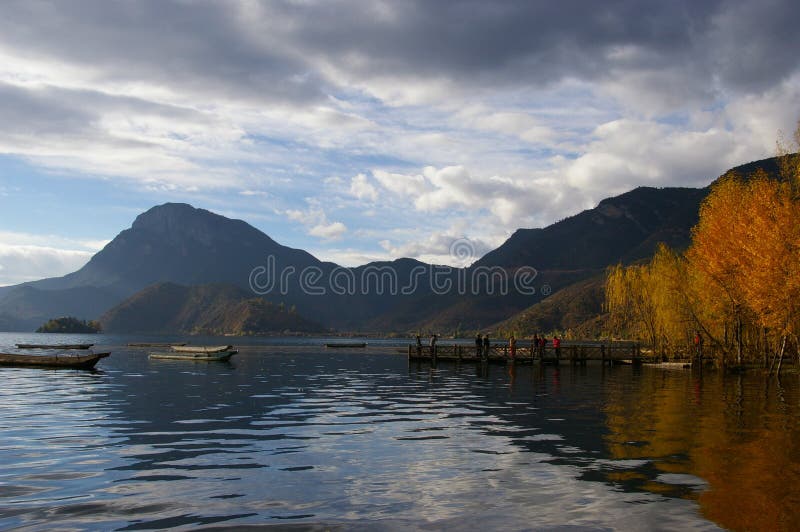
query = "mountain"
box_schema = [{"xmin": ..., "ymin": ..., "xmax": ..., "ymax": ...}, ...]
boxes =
[
  {"xmin": 490, "ymin": 276, "xmax": 607, "ymax": 337},
  {"xmin": 486, "ymin": 156, "xmax": 785, "ymax": 337},
  {"xmin": 0, "ymin": 156, "xmax": 784, "ymax": 334},
  {"xmin": 32, "ymin": 202, "xmax": 322, "ymax": 294},
  {"xmin": 0, "ymin": 203, "xmax": 327, "ymax": 328},
  {"xmin": 476, "ymin": 186, "xmax": 708, "ymax": 270},
  {"xmin": 100, "ymin": 282, "xmax": 325, "ymax": 334}
]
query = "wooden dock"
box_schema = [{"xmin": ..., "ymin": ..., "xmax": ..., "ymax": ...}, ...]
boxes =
[{"xmin": 408, "ymin": 343, "xmax": 646, "ymax": 366}]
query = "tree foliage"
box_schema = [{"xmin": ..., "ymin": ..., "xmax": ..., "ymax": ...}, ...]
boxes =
[
  {"xmin": 605, "ymin": 121, "xmax": 800, "ymax": 369},
  {"xmin": 36, "ymin": 316, "xmax": 101, "ymax": 333}
]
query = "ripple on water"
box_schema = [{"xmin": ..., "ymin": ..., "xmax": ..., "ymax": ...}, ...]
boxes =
[{"xmin": 0, "ymin": 342, "xmax": 771, "ymax": 530}]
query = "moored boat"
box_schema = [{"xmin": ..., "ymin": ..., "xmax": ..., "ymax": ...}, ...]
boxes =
[
  {"xmin": 16, "ymin": 343, "xmax": 94, "ymax": 349},
  {"xmin": 0, "ymin": 351, "xmax": 110, "ymax": 369},
  {"xmin": 171, "ymin": 345, "xmax": 233, "ymax": 353},
  {"xmin": 128, "ymin": 342, "xmax": 188, "ymax": 347},
  {"xmin": 325, "ymin": 342, "xmax": 367, "ymax": 348},
  {"xmin": 149, "ymin": 350, "xmax": 237, "ymax": 361}
]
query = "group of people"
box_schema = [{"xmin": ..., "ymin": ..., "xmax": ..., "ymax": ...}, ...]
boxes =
[
  {"xmin": 474, "ymin": 333, "xmax": 562, "ymax": 359},
  {"xmin": 416, "ymin": 332, "xmax": 563, "ymax": 359}
]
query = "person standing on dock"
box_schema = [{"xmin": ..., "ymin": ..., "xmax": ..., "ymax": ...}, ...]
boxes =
[
  {"xmin": 693, "ymin": 331, "xmax": 703, "ymax": 360},
  {"xmin": 475, "ymin": 333, "xmax": 482, "ymax": 357},
  {"xmin": 532, "ymin": 334, "xmax": 540, "ymax": 358},
  {"xmin": 482, "ymin": 334, "xmax": 490, "ymax": 358},
  {"xmin": 416, "ymin": 334, "xmax": 422, "ymax": 356},
  {"xmin": 430, "ymin": 334, "xmax": 438, "ymax": 357},
  {"xmin": 553, "ymin": 336, "xmax": 561, "ymax": 359},
  {"xmin": 509, "ymin": 334, "xmax": 517, "ymax": 359}
]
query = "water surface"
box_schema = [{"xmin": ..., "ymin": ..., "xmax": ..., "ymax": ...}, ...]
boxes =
[{"xmin": 1, "ymin": 333, "xmax": 798, "ymax": 530}]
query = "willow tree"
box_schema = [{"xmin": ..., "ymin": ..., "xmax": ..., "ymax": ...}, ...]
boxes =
[{"xmin": 605, "ymin": 245, "xmax": 688, "ymax": 355}]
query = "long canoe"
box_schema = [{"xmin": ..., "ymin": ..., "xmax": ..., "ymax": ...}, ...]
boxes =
[
  {"xmin": 0, "ymin": 352, "xmax": 110, "ymax": 369},
  {"xmin": 325, "ymin": 342, "xmax": 367, "ymax": 348},
  {"xmin": 128, "ymin": 342, "xmax": 187, "ymax": 347},
  {"xmin": 149, "ymin": 350, "xmax": 237, "ymax": 361},
  {"xmin": 171, "ymin": 345, "xmax": 233, "ymax": 353},
  {"xmin": 16, "ymin": 343, "xmax": 94, "ymax": 349}
]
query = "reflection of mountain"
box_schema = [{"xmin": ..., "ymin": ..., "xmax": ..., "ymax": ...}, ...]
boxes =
[{"xmin": 0, "ymin": 156, "xmax": 783, "ymax": 333}]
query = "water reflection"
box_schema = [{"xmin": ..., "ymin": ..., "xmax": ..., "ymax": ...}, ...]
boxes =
[
  {"xmin": 1, "ymin": 336, "xmax": 796, "ymax": 530},
  {"xmin": 603, "ymin": 368, "xmax": 800, "ymax": 531}
]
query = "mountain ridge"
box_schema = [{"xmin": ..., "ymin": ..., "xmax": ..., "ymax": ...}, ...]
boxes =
[
  {"xmin": 0, "ymin": 155, "xmax": 784, "ymax": 333},
  {"xmin": 99, "ymin": 282, "xmax": 325, "ymax": 335}
]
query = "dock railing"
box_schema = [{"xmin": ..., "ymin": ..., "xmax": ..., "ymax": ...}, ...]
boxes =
[{"xmin": 408, "ymin": 342, "xmax": 646, "ymax": 365}]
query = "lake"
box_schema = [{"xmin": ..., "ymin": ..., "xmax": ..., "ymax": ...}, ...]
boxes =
[{"xmin": 1, "ymin": 333, "xmax": 798, "ymax": 530}]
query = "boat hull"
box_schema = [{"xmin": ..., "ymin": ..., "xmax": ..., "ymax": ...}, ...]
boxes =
[
  {"xmin": 325, "ymin": 343, "xmax": 367, "ymax": 348},
  {"xmin": 149, "ymin": 350, "xmax": 237, "ymax": 361},
  {"xmin": 16, "ymin": 343, "xmax": 94, "ymax": 349},
  {"xmin": 170, "ymin": 345, "xmax": 233, "ymax": 353},
  {"xmin": 0, "ymin": 352, "xmax": 110, "ymax": 369}
]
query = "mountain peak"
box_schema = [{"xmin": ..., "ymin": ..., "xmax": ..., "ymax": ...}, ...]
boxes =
[{"xmin": 132, "ymin": 202, "xmax": 220, "ymax": 232}]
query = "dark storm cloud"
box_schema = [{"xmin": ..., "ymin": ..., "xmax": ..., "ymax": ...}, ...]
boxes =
[
  {"xmin": 1, "ymin": 0, "xmax": 796, "ymax": 105},
  {"xmin": 0, "ymin": 0, "xmax": 328, "ymax": 105},
  {"xmin": 277, "ymin": 0, "xmax": 721, "ymax": 81}
]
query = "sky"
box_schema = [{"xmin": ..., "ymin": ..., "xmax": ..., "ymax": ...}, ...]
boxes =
[{"xmin": 1, "ymin": 0, "xmax": 799, "ymax": 286}]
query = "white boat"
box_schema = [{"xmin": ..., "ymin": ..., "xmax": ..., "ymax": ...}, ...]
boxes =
[
  {"xmin": 149, "ymin": 350, "xmax": 237, "ymax": 361},
  {"xmin": 170, "ymin": 345, "xmax": 233, "ymax": 353}
]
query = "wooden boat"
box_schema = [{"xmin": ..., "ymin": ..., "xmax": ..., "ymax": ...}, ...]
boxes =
[
  {"xmin": 128, "ymin": 342, "xmax": 187, "ymax": 347},
  {"xmin": 149, "ymin": 350, "xmax": 237, "ymax": 361},
  {"xmin": 16, "ymin": 343, "xmax": 94, "ymax": 349},
  {"xmin": 0, "ymin": 351, "xmax": 110, "ymax": 369},
  {"xmin": 171, "ymin": 345, "xmax": 232, "ymax": 353},
  {"xmin": 325, "ymin": 342, "xmax": 367, "ymax": 348}
]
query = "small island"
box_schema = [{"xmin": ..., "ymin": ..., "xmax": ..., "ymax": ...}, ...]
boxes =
[{"xmin": 36, "ymin": 316, "xmax": 102, "ymax": 334}]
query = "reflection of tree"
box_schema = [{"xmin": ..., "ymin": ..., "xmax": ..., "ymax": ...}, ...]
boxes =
[{"xmin": 603, "ymin": 369, "xmax": 800, "ymax": 531}]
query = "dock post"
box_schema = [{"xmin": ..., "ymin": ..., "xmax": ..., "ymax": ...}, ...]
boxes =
[
  {"xmin": 601, "ymin": 344, "xmax": 605, "ymax": 365},
  {"xmin": 408, "ymin": 344, "xmax": 412, "ymax": 359}
]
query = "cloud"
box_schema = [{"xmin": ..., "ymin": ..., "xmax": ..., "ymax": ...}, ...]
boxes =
[
  {"xmin": 0, "ymin": 231, "xmax": 107, "ymax": 285},
  {"xmin": 308, "ymin": 222, "xmax": 348, "ymax": 240},
  {"xmin": 372, "ymin": 169, "xmax": 426, "ymax": 197},
  {"xmin": 0, "ymin": 245, "xmax": 92, "ymax": 286},
  {"xmin": 0, "ymin": 0, "xmax": 799, "ymax": 277},
  {"xmin": 285, "ymin": 201, "xmax": 348, "ymax": 241},
  {"xmin": 349, "ymin": 173, "xmax": 378, "ymax": 202},
  {"xmin": 379, "ymin": 232, "xmax": 497, "ymax": 267}
]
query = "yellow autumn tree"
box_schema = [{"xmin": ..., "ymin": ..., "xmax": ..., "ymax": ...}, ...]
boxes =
[
  {"xmin": 605, "ymin": 244, "xmax": 689, "ymax": 356},
  {"xmin": 685, "ymin": 174, "xmax": 754, "ymax": 363}
]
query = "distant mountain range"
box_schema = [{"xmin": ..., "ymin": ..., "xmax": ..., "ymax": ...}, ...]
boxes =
[{"xmin": 0, "ymin": 156, "xmax": 782, "ymax": 335}]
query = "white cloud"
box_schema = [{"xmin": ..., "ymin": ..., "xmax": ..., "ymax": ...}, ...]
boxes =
[
  {"xmin": 285, "ymin": 201, "xmax": 348, "ymax": 241},
  {"xmin": 349, "ymin": 173, "xmax": 378, "ymax": 202},
  {"xmin": 372, "ymin": 169, "xmax": 426, "ymax": 196},
  {"xmin": 308, "ymin": 221, "xmax": 348, "ymax": 240},
  {"xmin": 379, "ymin": 231, "xmax": 498, "ymax": 267},
  {"xmin": 0, "ymin": 231, "xmax": 106, "ymax": 286}
]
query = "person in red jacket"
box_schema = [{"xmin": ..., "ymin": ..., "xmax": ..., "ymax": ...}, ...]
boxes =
[
  {"xmin": 553, "ymin": 336, "xmax": 561, "ymax": 359},
  {"xmin": 693, "ymin": 331, "xmax": 704, "ymax": 360}
]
